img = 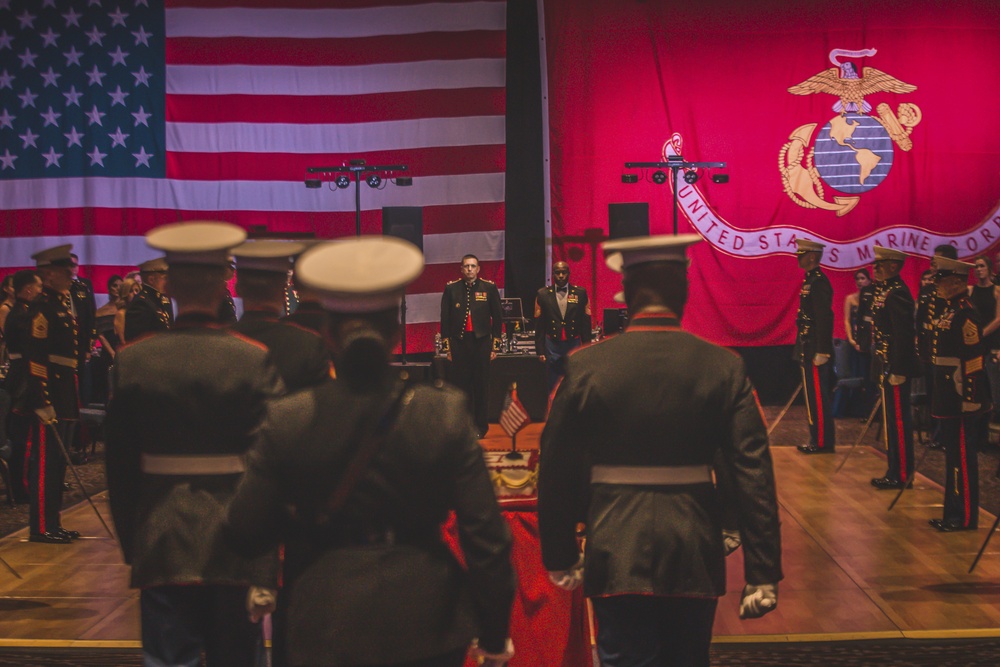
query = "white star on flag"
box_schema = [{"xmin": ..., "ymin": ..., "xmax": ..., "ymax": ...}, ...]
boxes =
[
  {"xmin": 62, "ymin": 8, "xmax": 82, "ymax": 28},
  {"xmin": 132, "ymin": 146, "xmax": 153, "ymax": 167},
  {"xmin": 64, "ymin": 46, "xmax": 83, "ymax": 67},
  {"xmin": 0, "ymin": 109, "xmax": 14, "ymax": 128},
  {"xmin": 17, "ymin": 10, "xmax": 35, "ymax": 30},
  {"xmin": 86, "ymin": 65, "xmax": 106, "ymax": 86},
  {"xmin": 85, "ymin": 26, "xmax": 105, "ymax": 46},
  {"xmin": 0, "ymin": 149, "xmax": 16, "ymax": 170},
  {"xmin": 109, "ymin": 8, "xmax": 129, "ymax": 27},
  {"xmin": 87, "ymin": 146, "xmax": 107, "ymax": 167},
  {"xmin": 132, "ymin": 66, "xmax": 151, "ymax": 86},
  {"xmin": 109, "ymin": 85, "xmax": 129, "ymax": 106},
  {"xmin": 0, "ymin": 31, "xmax": 13, "ymax": 50},
  {"xmin": 40, "ymin": 106, "xmax": 61, "ymax": 126},
  {"xmin": 18, "ymin": 48, "xmax": 38, "ymax": 69},
  {"xmin": 0, "ymin": 69, "xmax": 13, "ymax": 89},
  {"xmin": 109, "ymin": 46, "xmax": 129, "ymax": 67},
  {"xmin": 109, "ymin": 127, "xmax": 130, "ymax": 148},
  {"xmin": 18, "ymin": 88, "xmax": 38, "ymax": 108},
  {"xmin": 86, "ymin": 105, "xmax": 105, "ymax": 126},
  {"xmin": 19, "ymin": 128, "xmax": 39, "ymax": 148},
  {"xmin": 42, "ymin": 147, "xmax": 63, "ymax": 168},
  {"xmin": 64, "ymin": 126, "xmax": 84, "ymax": 147},
  {"xmin": 40, "ymin": 28, "xmax": 60, "ymax": 48},
  {"xmin": 132, "ymin": 26, "xmax": 151, "ymax": 47},
  {"xmin": 63, "ymin": 85, "xmax": 83, "ymax": 106},
  {"xmin": 131, "ymin": 105, "xmax": 151, "ymax": 126},
  {"xmin": 40, "ymin": 67, "xmax": 61, "ymax": 87}
]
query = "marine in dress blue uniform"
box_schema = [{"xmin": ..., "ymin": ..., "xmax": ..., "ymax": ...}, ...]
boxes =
[
  {"xmin": 24, "ymin": 246, "xmax": 82, "ymax": 544},
  {"xmin": 106, "ymin": 222, "xmax": 282, "ymax": 666},
  {"xmin": 124, "ymin": 257, "xmax": 174, "ymax": 342},
  {"xmin": 539, "ymin": 235, "xmax": 782, "ymax": 667},
  {"xmin": 869, "ymin": 247, "xmax": 920, "ymax": 489},
  {"xmin": 533, "ymin": 261, "xmax": 592, "ymax": 391},
  {"xmin": 440, "ymin": 255, "xmax": 503, "ymax": 437},
  {"xmin": 928, "ymin": 256, "xmax": 990, "ymax": 532},
  {"xmin": 793, "ymin": 239, "xmax": 836, "ymax": 454}
]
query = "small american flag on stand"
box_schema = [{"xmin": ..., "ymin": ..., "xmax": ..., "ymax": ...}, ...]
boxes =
[{"xmin": 499, "ymin": 382, "xmax": 530, "ymax": 438}]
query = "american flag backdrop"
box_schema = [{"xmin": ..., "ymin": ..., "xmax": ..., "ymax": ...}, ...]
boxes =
[{"xmin": 0, "ymin": 0, "xmax": 507, "ymax": 352}]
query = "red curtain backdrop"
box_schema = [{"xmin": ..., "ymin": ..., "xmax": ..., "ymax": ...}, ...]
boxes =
[{"xmin": 543, "ymin": 0, "xmax": 1000, "ymax": 346}]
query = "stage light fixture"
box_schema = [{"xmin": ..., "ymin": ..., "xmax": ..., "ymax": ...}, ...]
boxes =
[
  {"xmin": 712, "ymin": 174, "xmax": 729, "ymax": 184},
  {"xmin": 304, "ymin": 178, "xmax": 322, "ymax": 189},
  {"xmin": 335, "ymin": 175, "xmax": 351, "ymax": 189},
  {"xmin": 366, "ymin": 174, "xmax": 382, "ymax": 188},
  {"xmin": 622, "ymin": 174, "xmax": 638, "ymax": 184},
  {"xmin": 652, "ymin": 170, "xmax": 667, "ymax": 185},
  {"xmin": 683, "ymin": 170, "xmax": 699, "ymax": 185},
  {"xmin": 394, "ymin": 176, "xmax": 413, "ymax": 186}
]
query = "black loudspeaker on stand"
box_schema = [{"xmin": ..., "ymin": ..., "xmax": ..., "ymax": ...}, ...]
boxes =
[
  {"xmin": 382, "ymin": 207, "xmax": 424, "ymax": 364},
  {"xmin": 608, "ymin": 202, "xmax": 650, "ymax": 239}
]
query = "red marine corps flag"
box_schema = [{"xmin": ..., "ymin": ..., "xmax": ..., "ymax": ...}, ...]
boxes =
[{"xmin": 499, "ymin": 382, "xmax": 530, "ymax": 438}]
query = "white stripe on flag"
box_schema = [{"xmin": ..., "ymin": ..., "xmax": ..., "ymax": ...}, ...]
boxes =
[
  {"xmin": 166, "ymin": 3, "xmax": 507, "ymax": 39},
  {"xmin": 166, "ymin": 60, "xmax": 506, "ymax": 96},
  {"xmin": 0, "ymin": 231, "xmax": 505, "ymax": 270},
  {"xmin": 0, "ymin": 174, "xmax": 505, "ymax": 212},
  {"xmin": 166, "ymin": 117, "xmax": 506, "ymax": 154}
]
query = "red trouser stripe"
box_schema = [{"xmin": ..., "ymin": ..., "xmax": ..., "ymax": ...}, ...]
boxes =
[
  {"xmin": 23, "ymin": 425, "xmax": 34, "ymax": 490},
  {"xmin": 38, "ymin": 423, "xmax": 47, "ymax": 534},
  {"xmin": 959, "ymin": 420, "xmax": 971, "ymax": 526},
  {"xmin": 893, "ymin": 385, "xmax": 907, "ymax": 483},
  {"xmin": 813, "ymin": 364, "xmax": 825, "ymax": 449}
]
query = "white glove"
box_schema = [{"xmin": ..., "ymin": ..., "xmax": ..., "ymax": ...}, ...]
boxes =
[
  {"xmin": 470, "ymin": 638, "xmax": 514, "ymax": 666},
  {"xmin": 888, "ymin": 374, "xmax": 906, "ymax": 386},
  {"xmin": 246, "ymin": 586, "xmax": 277, "ymax": 623},
  {"xmin": 548, "ymin": 553, "xmax": 584, "ymax": 591},
  {"xmin": 35, "ymin": 405, "xmax": 57, "ymax": 424},
  {"xmin": 739, "ymin": 583, "xmax": 778, "ymax": 619},
  {"xmin": 813, "ymin": 353, "xmax": 830, "ymax": 366},
  {"xmin": 722, "ymin": 529, "xmax": 742, "ymax": 556}
]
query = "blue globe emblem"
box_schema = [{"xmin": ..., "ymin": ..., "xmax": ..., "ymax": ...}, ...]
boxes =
[{"xmin": 813, "ymin": 113, "xmax": 894, "ymax": 195}]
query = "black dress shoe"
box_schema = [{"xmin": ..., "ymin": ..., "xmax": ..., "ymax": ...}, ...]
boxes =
[
  {"xmin": 871, "ymin": 477, "xmax": 906, "ymax": 490},
  {"xmin": 56, "ymin": 528, "xmax": 81, "ymax": 540},
  {"xmin": 29, "ymin": 532, "xmax": 72, "ymax": 544},
  {"xmin": 797, "ymin": 444, "xmax": 834, "ymax": 454},
  {"xmin": 936, "ymin": 521, "xmax": 977, "ymax": 532},
  {"xmin": 928, "ymin": 518, "xmax": 945, "ymax": 529}
]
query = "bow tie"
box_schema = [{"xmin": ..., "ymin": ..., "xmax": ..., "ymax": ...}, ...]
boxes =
[{"xmin": 556, "ymin": 286, "xmax": 568, "ymax": 294}]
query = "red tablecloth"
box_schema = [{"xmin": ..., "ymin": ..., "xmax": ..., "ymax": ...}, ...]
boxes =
[{"xmin": 444, "ymin": 450, "xmax": 593, "ymax": 667}]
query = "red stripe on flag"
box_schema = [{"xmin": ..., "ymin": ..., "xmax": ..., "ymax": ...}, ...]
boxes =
[
  {"xmin": 165, "ymin": 146, "xmax": 506, "ymax": 181},
  {"xmin": 167, "ymin": 0, "xmax": 486, "ymax": 8},
  {"xmin": 166, "ymin": 89, "xmax": 506, "ymax": 124},
  {"xmin": 166, "ymin": 32, "xmax": 506, "ymax": 66},
  {"xmin": 0, "ymin": 203, "xmax": 507, "ymax": 237}
]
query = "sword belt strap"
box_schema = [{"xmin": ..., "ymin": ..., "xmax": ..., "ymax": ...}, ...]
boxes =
[
  {"xmin": 932, "ymin": 356, "xmax": 960, "ymax": 366},
  {"xmin": 591, "ymin": 464, "xmax": 713, "ymax": 485},
  {"xmin": 140, "ymin": 453, "xmax": 246, "ymax": 475},
  {"xmin": 8, "ymin": 353, "xmax": 22, "ymax": 359},
  {"xmin": 48, "ymin": 354, "xmax": 77, "ymax": 369}
]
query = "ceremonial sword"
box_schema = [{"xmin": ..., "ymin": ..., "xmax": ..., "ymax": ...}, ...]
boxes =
[{"xmin": 44, "ymin": 420, "xmax": 115, "ymax": 538}]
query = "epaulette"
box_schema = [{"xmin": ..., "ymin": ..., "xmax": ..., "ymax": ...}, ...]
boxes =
[
  {"xmin": 446, "ymin": 279, "xmax": 461, "ymax": 285},
  {"xmin": 481, "ymin": 278, "xmax": 496, "ymax": 284}
]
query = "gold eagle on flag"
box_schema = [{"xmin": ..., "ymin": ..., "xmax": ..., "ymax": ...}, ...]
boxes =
[{"xmin": 788, "ymin": 48, "xmax": 916, "ymax": 115}]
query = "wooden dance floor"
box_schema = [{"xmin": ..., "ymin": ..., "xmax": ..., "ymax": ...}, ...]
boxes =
[{"xmin": 2, "ymin": 416, "xmax": 1000, "ymax": 651}]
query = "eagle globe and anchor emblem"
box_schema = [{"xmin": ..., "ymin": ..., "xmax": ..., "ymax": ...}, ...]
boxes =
[{"xmin": 779, "ymin": 48, "xmax": 922, "ymax": 216}]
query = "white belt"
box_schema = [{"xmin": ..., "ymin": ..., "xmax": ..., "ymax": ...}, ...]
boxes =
[
  {"xmin": 591, "ymin": 465, "xmax": 713, "ymax": 485},
  {"xmin": 932, "ymin": 356, "xmax": 960, "ymax": 366},
  {"xmin": 49, "ymin": 354, "xmax": 77, "ymax": 369},
  {"xmin": 8, "ymin": 353, "xmax": 21, "ymax": 360},
  {"xmin": 141, "ymin": 453, "xmax": 246, "ymax": 475}
]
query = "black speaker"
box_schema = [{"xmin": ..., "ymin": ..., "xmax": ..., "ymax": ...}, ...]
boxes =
[
  {"xmin": 382, "ymin": 207, "xmax": 423, "ymax": 251},
  {"xmin": 603, "ymin": 308, "xmax": 629, "ymax": 335},
  {"xmin": 608, "ymin": 203, "xmax": 650, "ymax": 239}
]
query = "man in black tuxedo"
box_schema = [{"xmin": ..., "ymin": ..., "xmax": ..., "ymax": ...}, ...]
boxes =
[
  {"xmin": 534, "ymin": 261, "xmax": 592, "ymax": 391},
  {"xmin": 440, "ymin": 254, "xmax": 502, "ymax": 437}
]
